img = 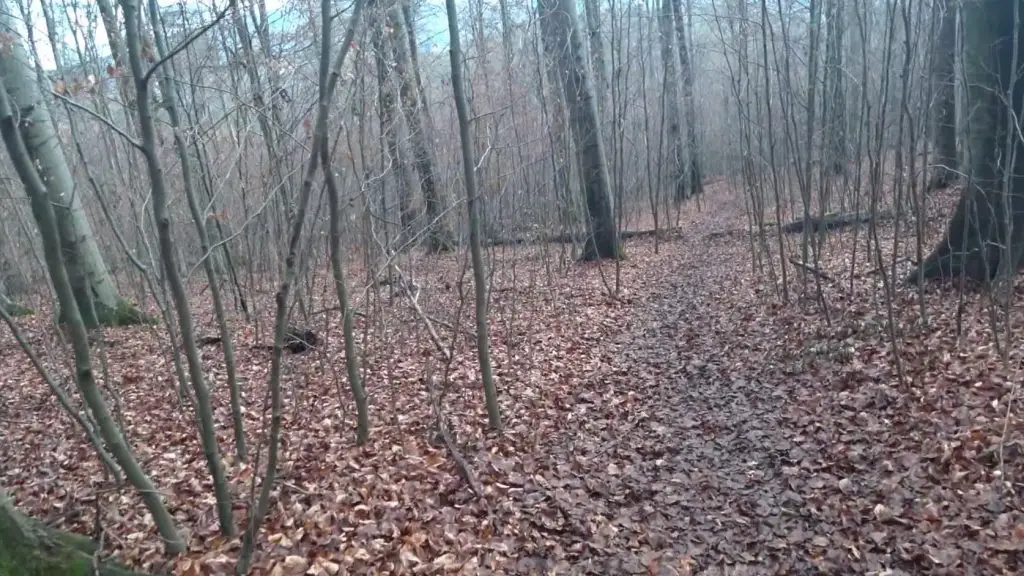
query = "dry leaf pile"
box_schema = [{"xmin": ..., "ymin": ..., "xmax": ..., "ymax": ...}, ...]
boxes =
[{"xmin": 1, "ymin": 182, "xmax": 1022, "ymax": 575}]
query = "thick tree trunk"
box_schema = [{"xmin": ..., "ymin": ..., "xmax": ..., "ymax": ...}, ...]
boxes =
[
  {"xmin": 386, "ymin": 4, "xmax": 455, "ymax": 252},
  {"xmin": 371, "ymin": 8, "xmax": 416, "ymax": 234},
  {"xmin": 538, "ymin": 0, "xmax": 621, "ymax": 260},
  {"xmin": 658, "ymin": 0, "xmax": 687, "ymax": 202},
  {"xmin": 0, "ymin": 74, "xmax": 184, "ymax": 554},
  {"xmin": 669, "ymin": 0, "xmax": 703, "ymax": 197},
  {"xmin": 929, "ymin": 0, "xmax": 958, "ymax": 190},
  {"xmin": 400, "ymin": 0, "xmax": 433, "ymax": 127},
  {"xmin": 911, "ymin": 0, "xmax": 1024, "ymax": 283},
  {"xmin": 824, "ymin": 0, "xmax": 846, "ymax": 175},
  {"xmin": 0, "ymin": 8, "xmax": 142, "ymax": 327},
  {"xmin": 582, "ymin": 0, "xmax": 608, "ymax": 113},
  {"xmin": 536, "ymin": 31, "xmax": 576, "ymax": 236},
  {"xmin": 0, "ymin": 491, "xmax": 145, "ymax": 576}
]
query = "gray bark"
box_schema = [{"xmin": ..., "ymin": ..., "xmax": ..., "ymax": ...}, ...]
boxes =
[
  {"xmin": 444, "ymin": 0, "xmax": 502, "ymax": 431},
  {"xmin": 824, "ymin": 0, "xmax": 846, "ymax": 175},
  {"xmin": 0, "ymin": 6, "xmax": 141, "ymax": 327},
  {"xmin": 120, "ymin": 0, "xmax": 235, "ymax": 537},
  {"xmin": 148, "ymin": 0, "xmax": 247, "ymax": 463},
  {"xmin": 400, "ymin": 0, "xmax": 433, "ymax": 126},
  {"xmin": 236, "ymin": 1, "xmax": 364, "ymax": 572},
  {"xmin": 659, "ymin": 0, "xmax": 687, "ymax": 202},
  {"xmin": 371, "ymin": 7, "xmax": 417, "ymax": 233},
  {"xmin": 538, "ymin": 0, "xmax": 620, "ymax": 260},
  {"xmin": 669, "ymin": 0, "xmax": 703, "ymax": 197},
  {"xmin": 911, "ymin": 0, "xmax": 1024, "ymax": 283},
  {"xmin": 930, "ymin": 0, "xmax": 958, "ymax": 189},
  {"xmin": 95, "ymin": 0, "xmax": 138, "ymax": 128},
  {"xmin": 582, "ymin": 0, "xmax": 608, "ymax": 112},
  {"xmin": 0, "ymin": 74, "xmax": 184, "ymax": 554},
  {"xmin": 386, "ymin": 4, "xmax": 455, "ymax": 252}
]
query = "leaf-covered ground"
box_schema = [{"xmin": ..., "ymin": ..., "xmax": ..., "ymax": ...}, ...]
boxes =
[{"xmin": 2, "ymin": 183, "xmax": 1023, "ymax": 574}]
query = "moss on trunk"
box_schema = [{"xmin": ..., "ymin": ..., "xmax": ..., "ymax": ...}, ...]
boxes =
[{"xmin": 0, "ymin": 493, "xmax": 147, "ymax": 576}]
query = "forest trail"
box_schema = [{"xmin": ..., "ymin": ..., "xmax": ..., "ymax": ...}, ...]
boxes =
[
  {"xmin": 2, "ymin": 187, "xmax": 1022, "ymax": 575},
  {"xmin": 552, "ymin": 189, "xmax": 1024, "ymax": 574}
]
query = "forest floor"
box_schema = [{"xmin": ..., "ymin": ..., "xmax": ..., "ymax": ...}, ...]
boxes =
[{"xmin": 2, "ymin": 181, "xmax": 1024, "ymax": 575}]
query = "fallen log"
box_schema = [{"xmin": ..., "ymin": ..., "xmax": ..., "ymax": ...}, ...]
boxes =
[
  {"xmin": 486, "ymin": 228, "xmax": 673, "ymax": 247},
  {"xmin": 780, "ymin": 212, "xmax": 873, "ymax": 234},
  {"xmin": 788, "ymin": 256, "xmax": 832, "ymax": 280}
]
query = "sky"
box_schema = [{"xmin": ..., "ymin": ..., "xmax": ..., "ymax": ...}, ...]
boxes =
[{"xmin": 25, "ymin": 0, "xmax": 452, "ymax": 72}]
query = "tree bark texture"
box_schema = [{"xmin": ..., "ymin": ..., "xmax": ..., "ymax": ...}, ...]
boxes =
[
  {"xmin": 0, "ymin": 491, "xmax": 146, "ymax": 576},
  {"xmin": 930, "ymin": 0, "xmax": 958, "ymax": 189},
  {"xmin": 669, "ymin": 0, "xmax": 703, "ymax": 197},
  {"xmin": 0, "ymin": 8, "xmax": 141, "ymax": 327},
  {"xmin": 386, "ymin": 4, "xmax": 455, "ymax": 252},
  {"xmin": 445, "ymin": 0, "xmax": 503, "ymax": 431},
  {"xmin": 658, "ymin": 0, "xmax": 687, "ymax": 202},
  {"xmin": 538, "ymin": 0, "xmax": 620, "ymax": 260},
  {"xmin": 912, "ymin": 0, "xmax": 1024, "ymax": 283}
]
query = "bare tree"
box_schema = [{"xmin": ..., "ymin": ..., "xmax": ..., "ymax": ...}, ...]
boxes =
[
  {"xmin": 659, "ymin": 0, "xmax": 687, "ymax": 202},
  {"xmin": 0, "ymin": 72, "xmax": 184, "ymax": 554},
  {"xmin": 386, "ymin": 2, "xmax": 455, "ymax": 252},
  {"xmin": 120, "ymin": 0, "xmax": 235, "ymax": 537},
  {"xmin": 823, "ymin": 0, "xmax": 847, "ymax": 176},
  {"xmin": 236, "ymin": 0, "xmax": 364, "ymax": 570},
  {"xmin": 444, "ymin": 0, "xmax": 502, "ymax": 431},
  {"xmin": 929, "ymin": 0, "xmax": 958, "ymax": 190},
  {"xmin": 669, "ymin": 0, "xmax": 703, "ymax": 197},
  {"xmin": 0, "ymin": 4, "xmax": 144, "ymax": 327},
  {"xmin": 538, "ymin": 0, "xmax": 620, "ymax": 260},
  {"xmin": 911, "ymin": 0, "xmax": 1023, "ymax": 283},
  {"xmin": 147, "ymin": 0, "xmax": 247, "ymax": 462}
]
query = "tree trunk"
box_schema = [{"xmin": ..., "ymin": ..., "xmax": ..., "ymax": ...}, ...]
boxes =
[
  {"xmin": 148, "ymin": 0, "xmax": 247, "ymax": 463},
  {"xmin": 0, "ymin": 491, "xmax": 147, "ymax": 576},
  {"xmin": 0, "ymin": 74, "xmax": 184, "ymax": 555},
  {"xmin": 910, "ymin": 0, "xmax": 1024, "ymax": 284},
  {"xmin": 535, "ymin": 19, "xmax": 577, "ymax": 237},
  {"xmin": 386, "ymin": 4, "xmax": 455, "ymax": 252},
  {"xmin": 121, "ymin": 0, "xmax": 235, "ymax": 538},
  {"xmin": 322, "ymin": 100, "xmax": 370, "ymax": 444},
  {"xmin": 669, "ymin": 0, "xmax": 703, "ymax": 197},
  {"xmin": 658, "ymin": 0, "xmax": 687, "ymax": 202},
  {"xmin": 824, "ymin": 0, "xmax": 846, "ymax": 175},
  {"xmin": 236, "ymin": 1, "xmax": 364, "ymax": 572},
  {"xmin": 538, "ymin": 0, "xmax": 621, "ymax": 260},
  {"xmin": 444, "ymin": 0, "xmax": 502, "ymax": 431},
  {"xmin": 95, "ymin": 0, "xmax": 137, "ymax": 130},
  {"xmin": 371, "ymin": 6, "xmax": 416, "ymax": 234},
  {"xmin": 400, "ymin": 0, "xmax": 433, "ymax": 128},
  {"xmin": 0, "ymin": 7, "xmax": 143, "ymax": 327},
  {"xmin": 582, "ymin": 0, "xmax": 608, "ymax": 114},
  {"xmin": 929, "ymin": 0, "xmax": 958, "ymax": 189}
]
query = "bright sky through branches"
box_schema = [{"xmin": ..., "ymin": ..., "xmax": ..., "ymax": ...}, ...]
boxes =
[{"xmin": 26, "ymin": 0, "xmax": 449, "ymax": 72}]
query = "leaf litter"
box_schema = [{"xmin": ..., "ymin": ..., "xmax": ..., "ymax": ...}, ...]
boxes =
[{"xmin": 1, "ymin": 182, "xmax": 1022, "ymax": 574}]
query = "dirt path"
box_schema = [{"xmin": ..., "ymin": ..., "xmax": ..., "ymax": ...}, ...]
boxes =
[{"xmin": 529, "ymin": 233, "xmax": 1023, "ymax": 575}]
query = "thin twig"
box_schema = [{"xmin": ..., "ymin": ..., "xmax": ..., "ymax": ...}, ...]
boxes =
[
  {"xmin": 143, "ymin": 3, "xmax": 233, "ymax": 84},
  {"xmin": 391, "ymin": 263, "xmax": 451, "ymax": 361},
  {"xmin": 51, "ymin": 92, "xmax": 143, "ymax": 150},
  {"xmin": 425, "ymin": 358, "xmax": 484, "ymax": 498}
]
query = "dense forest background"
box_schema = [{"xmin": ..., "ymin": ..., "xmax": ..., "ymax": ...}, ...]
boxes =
[{"xmin": 0, "ymin": 0, "xmax": 1022, "ymax": 574}]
